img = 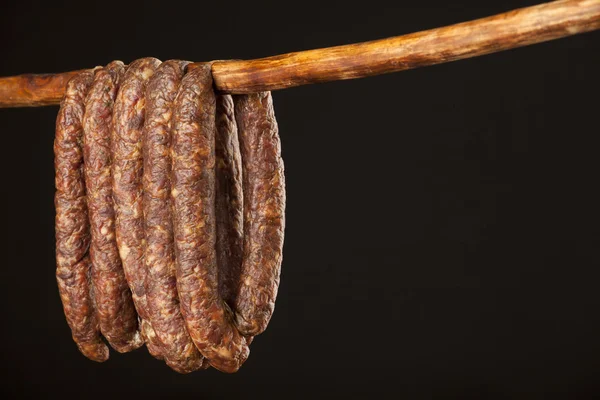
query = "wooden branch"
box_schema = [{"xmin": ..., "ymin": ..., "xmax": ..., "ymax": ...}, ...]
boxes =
[
  {"xmin": 0, "ymin": 70, "xmax": 88, "ymax": 108},
  {"xmin": 213, "ymin": 0, "xmax": 600, "ymax": 93},
  {"xmin": 0, "ymin": 0, "xmax": 598, "ymax": 108}
]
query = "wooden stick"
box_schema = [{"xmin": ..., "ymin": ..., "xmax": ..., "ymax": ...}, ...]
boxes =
[
  {"xmin": 212, "ymin": 0, "xmax": 600, "ymax": 93},
  {"xmin": 0, "ymin": 0, "xmax": 598, "ymax": 108},
  {"xmin": 0, "ymin": 70, "xmax": 88, "ymax": 108}
]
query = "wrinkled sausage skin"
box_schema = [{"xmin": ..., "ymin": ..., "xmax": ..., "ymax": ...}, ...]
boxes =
[
  {"xmin": 111, "ymin": 57, "xmax": 164, "ymax": 360},
  {"xmin": 55, "ymin": 69, "xmax": 109, "ymax": 362},
  {"xmin": 143, "ymin": 60, "xmax": 207, "ymax": 373},
  {"xmin": 215, "ymin": 94, "xmax": 244, "ymax": 308},
  {"xmin": 171, "ymin": 64, "xmax": 249, "ymax": 373},
  {"xmin": 233, "ymin": 92, "xmax": 286, "ymax": 337},
  {"xmin": 83, "ymin": 61, "xmax": 143, "ymax": 353}
]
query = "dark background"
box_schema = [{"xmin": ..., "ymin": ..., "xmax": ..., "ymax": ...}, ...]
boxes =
[{"xmin": 1, "ymin": 0, "xmax": 599, "ymax": 398}]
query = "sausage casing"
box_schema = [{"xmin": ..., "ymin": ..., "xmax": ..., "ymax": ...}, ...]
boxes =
[
  {"xmin": 143, "ymin": 60, "xmax": 207, "ymax": 373},
  {"xmin": 83, "ymin": 61, "xmax": 143, "ymax": 352},
  {"xmin": 215, "ymin": 94, "xmax": 244, "ymax": 308},
  {"xmin": 112, "ymin": 57, "xmax": 164, "ymax": 359},
  {"xmin": 55, "ymin": 69, "xmax": 109, "ymax": 362},
  {"xmin": 233, "ymin": 92, "xmax": 285, "ymax": 337},
  {"xmin": 171, "ymin": 64, "xmax": 249, "ymax": 373}
]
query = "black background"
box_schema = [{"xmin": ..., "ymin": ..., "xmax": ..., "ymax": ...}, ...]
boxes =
[{"xmin": 1, "ymin": 0, "xmax": 599, "ymax": 398}]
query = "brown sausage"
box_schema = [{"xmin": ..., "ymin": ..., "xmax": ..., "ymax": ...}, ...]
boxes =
[
  {"xmin": 143, "ymin": 60, "xmax": 207, "ymax": 373},
  {"xmin": 83, "ymin": 61, "xmax": 143, "ymax": 352},
  {"xmin": 233, "ymin": 92, "xmax": 285, "ymax": 337},
  {"xmin": 215, "ymin": 94, "xmax": 244, "ymax": 308},
  {"xmin": 215, "ymin": 94, "xmax": 254, "ymax": 346},
  {"xmin": 171, "ymin": 64, "xmax": 249, "ymax": 373},
  {"xmin": 111, "ymin": 58, "xmax": 164, "ymax": 359},
  {"xmin": 55, "ymin": 69, "xmax": 109, "ymax": 362}
]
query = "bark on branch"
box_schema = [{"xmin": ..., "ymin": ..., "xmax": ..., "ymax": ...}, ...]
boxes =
[{"xmin": 0, "ymin": 0, "xmax": 598, "ymax": 108}]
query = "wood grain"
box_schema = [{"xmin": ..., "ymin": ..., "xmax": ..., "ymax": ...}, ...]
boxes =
[
  {"xmin": 0, "ymin": 70, "xmax": 88, "ymax": 107},
  {"xmin": 0, "ymin": 0, "xmax": 598, "ymax": 107},
  {"xmin": 213, "ymin": 0, "xmax": 600, "ymax": 93}
]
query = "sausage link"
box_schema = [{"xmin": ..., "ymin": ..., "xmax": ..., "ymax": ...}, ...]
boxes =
[
  {"xmin": 171, "ymin": 64, "xmax": 249, "ymax": 373},
  {"xmin": 83, "ymin": 61, "xmax": 143, "ymax": 352},
  {"xmin": 143, "ymin": 60, "xmax": 207, "ymax": 373},
  {"xmin": 111, "ymin": 57, "xmax": 164, "ymax": 359},
  {"xmin": 55, "ymin": 70, "xmax": 109, "ymax": 362},
  {"xmin": 233, "ymin": 92, "xmax": 285, "ymax": 337},
  {"xmin": 215, "ymin": 94, "xmax": 244, "ymax": 308}
]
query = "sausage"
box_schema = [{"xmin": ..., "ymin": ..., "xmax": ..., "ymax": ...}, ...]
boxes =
[
  {"xmin": 83, "ymin": 61, "xmax": 143, "ymax": 352},
  {"xmin": 232, "ymin": 92, "xmax": 285, "ymax": 337},
  {"xmin": 54, "ymin": 69, "xmax": 109, "ymax": 362},
  {"xmin": 214, "ymin": 94, "xmax": 254, "ymax": 346},
  {"xmin": 143, "ymin": 60, "xmax": 207, "ymax": 373},
  {"xmin": 171, "ymin": 64, "xmax": 249, "ymax": 373},
  {"xmin": 111, "ymin": 57, "xmax": 164, "ymax": 359},
  {"xmin": 215, "ymin": 94, "xmax": 244, "ymax": 308},
  {"xmin": 215, "ymin": 94, "xmax": 254, "ymax": 346}
]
